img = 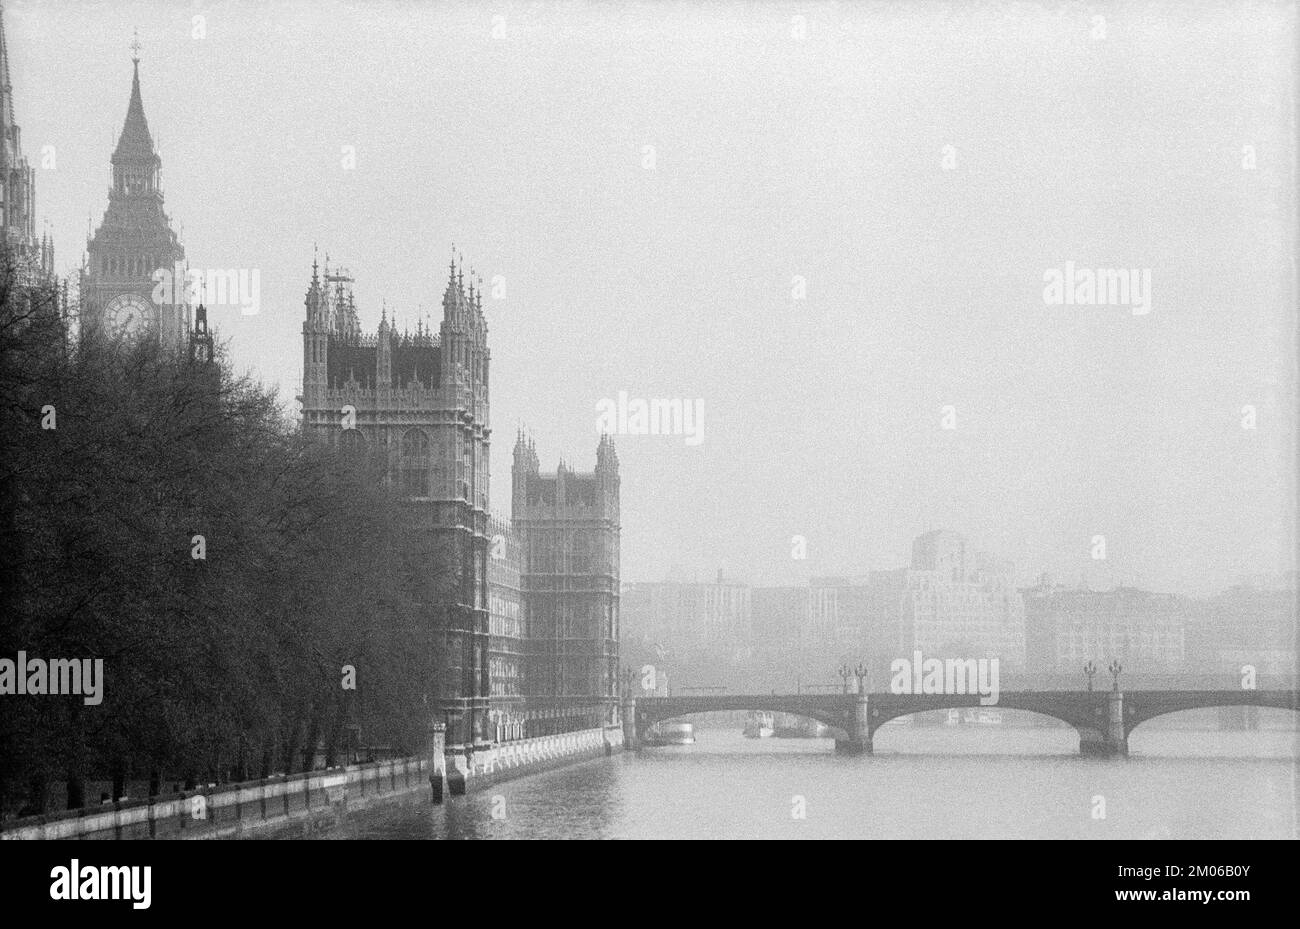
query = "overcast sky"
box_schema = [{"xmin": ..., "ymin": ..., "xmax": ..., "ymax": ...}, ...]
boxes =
[{"xmin": 9, "ymin": 0, "xmax": 1296, "ymax": 594}]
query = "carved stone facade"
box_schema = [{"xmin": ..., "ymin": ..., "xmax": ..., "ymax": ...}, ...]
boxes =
[
  {"xmin": 298, "ymin": 254, "xmax": 620, "ymax": 748},
  {"xmin": 511, "ymin": 433, "xmax": 621, "ymax": 735},
  {"xmin": 299, "ymin": 256, "xmax": 492, "ymax": 756}
]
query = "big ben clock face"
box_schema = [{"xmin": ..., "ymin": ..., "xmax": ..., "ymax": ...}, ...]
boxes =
[{"xmin": 104, "ymin": 293, "xmax": 155, "ymax": 338}]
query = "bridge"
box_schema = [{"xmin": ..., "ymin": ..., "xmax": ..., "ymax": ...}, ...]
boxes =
[{"xmin": 624, "ymin": 689, "xmax": 1300, "ymax": 756}]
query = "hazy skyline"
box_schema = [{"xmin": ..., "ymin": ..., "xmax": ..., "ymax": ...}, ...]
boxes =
[{"xmin": 9, "ymin": 0, "xmax": 1296, "ymax": 594}]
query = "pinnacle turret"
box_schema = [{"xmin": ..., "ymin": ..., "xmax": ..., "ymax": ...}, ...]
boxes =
[
  {"xmin": 0, "ymin": 1, "xmax": 15, "ymax": 131},
  {"xmin": 597, "ymin": 433, "xmax": 620, "ymax": 474},
  {"xmin": 1, "ymin": 4, "xmax": 45, "ymax": 267}
]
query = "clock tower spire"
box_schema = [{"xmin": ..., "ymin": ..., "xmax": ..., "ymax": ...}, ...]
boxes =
[{"xmin": 80, "ymin": 35, "xmax": 188, "ymax": 348}]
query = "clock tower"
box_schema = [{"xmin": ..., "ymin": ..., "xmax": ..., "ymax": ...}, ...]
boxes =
[{"xmin": 81, "ymin": 40, "xmax": 188, "ymax": 347}]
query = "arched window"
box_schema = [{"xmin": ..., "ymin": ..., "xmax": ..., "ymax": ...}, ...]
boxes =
[{"xmin": 401, "ymin": 429, "xmax": 430, "ymax": 497}]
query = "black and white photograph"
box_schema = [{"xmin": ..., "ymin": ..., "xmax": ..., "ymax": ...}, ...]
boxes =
[{"xmin": 0, "ymin": 0, "xmax": 1295, "ymax": 906}]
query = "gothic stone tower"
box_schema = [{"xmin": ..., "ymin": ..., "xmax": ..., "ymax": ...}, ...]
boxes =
[
  {"xmin": 300, "ymin": 254, "xmax": 492, "ymax": 758},
  {"xmin": 80, "ymin": 50, "xmax": 188, "ymax": 348},
  {"xmin": 0, "ymin": 5, "xmax": 54, "ymax": 286},
  {"xmin": 512, "ymin": 433, "xmax": 621, "ymax": 735}
]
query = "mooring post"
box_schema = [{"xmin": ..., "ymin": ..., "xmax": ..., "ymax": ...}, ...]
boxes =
[{"xmin": 428, "ymin": 721, "xmax": 447, "ymax": 804}]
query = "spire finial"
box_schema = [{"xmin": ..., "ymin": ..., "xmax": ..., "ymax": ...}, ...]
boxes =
[
  {"xmin": 130, "ymin": 28, "xmax": 141, "ymax": 64},
  {"xmin": 195, "ymin": 276, "xmax": 209, "ymax": 334}
]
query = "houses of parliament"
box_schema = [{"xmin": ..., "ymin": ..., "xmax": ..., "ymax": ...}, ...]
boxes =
[
  {"xmin": 3, "ymin": 11, "xmax": 621, "ymax": 761},
  {"xmin": 299, "ymin": 254, "xmax": 622, "ymax": 757}
]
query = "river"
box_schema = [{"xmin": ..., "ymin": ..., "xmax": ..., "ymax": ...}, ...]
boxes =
[{"xmin": 329, "ymin": 721, "xmax": 1298, "ymax": 839}]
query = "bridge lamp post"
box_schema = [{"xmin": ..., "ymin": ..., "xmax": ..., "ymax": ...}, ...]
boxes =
[
  {"xmin": 838, "ymin": 664, "xmax": 853, "ymax": 694},
  {"xmin": 854, "ymin": 663, "xmax": 868, "ymax": 695},
  {"xmin": 1084, "ymin": 660, "xmax": 1097, "ymax": 692},
  {"xmin": 1108, "ymin": 660, "xmax": 1123, "ymax": 692}
]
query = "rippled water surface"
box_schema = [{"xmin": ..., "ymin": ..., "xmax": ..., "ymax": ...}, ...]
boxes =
[{"xmin": 330, "ymin": 723, "xmax": 1298, "ymax": 840}]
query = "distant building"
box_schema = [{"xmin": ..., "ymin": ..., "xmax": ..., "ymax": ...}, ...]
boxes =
[
  {"xmin": 748, "ymin": 573, "xmax": 911, "ymax": 689},
  {"xmin": 850, "ymin": 569, "xmax": 913, "ymax": 683},
  {"xmin": 622, "ymin": 570, "xmax": 752, "ymax": 658},
  {"xmin": 1024, "ymin": 584, "xmax": 1187, "ymax": 674},
  {"xmin": 1185, "ymin": 581, "xmax": 1296, "ymax": 678},
  {"xmin": 898, "ymin": 531, "xmax": 1026, "ymax": 669},
  {"xmin": 627, "ymin": 531, "xmax": 1026, "ymax": 690},
  {"xmin": 1022, "ymin": 573, "xmax": 1069, "ymax": 673},
  {"xmin": 750, "ymin": 584, "xmax": 802, "ymax": 656},
  {"xmin": 910, "ymin": 530, "xmax": 972, "ymax": 578},
  {"xmin": 748, "ymin": 583, "xmax": 838, "ymax": 688}
]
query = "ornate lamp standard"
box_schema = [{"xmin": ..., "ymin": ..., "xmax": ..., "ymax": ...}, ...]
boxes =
[
  {"xmin": 1108, "ymin": 660, "xmax": 1123, "ymax": 692},
  {"xmin": 838, "ymin": 663, "xmax": 853, "ymax": 694},
  {"xmin": 854, "ymin": 663, "xmax": 868, "ymax": 695},
  {"xmin": 1084, "ymin": 660, "xmax": 1097, "ymax": 692}
]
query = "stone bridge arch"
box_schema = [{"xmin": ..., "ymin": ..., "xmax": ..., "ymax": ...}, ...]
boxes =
[
  {"xmin": 633, "ymin": 694, "xmax": 855, "ymax": 741},
  {"xmin": 1122, "ymin": 690, "xmax": 1300, "ymax": 738},
  {"xmin": 865, "ymin": 692, "xmax": 1112, "ymax": 751}
]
